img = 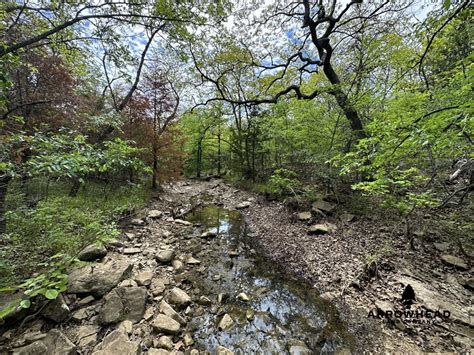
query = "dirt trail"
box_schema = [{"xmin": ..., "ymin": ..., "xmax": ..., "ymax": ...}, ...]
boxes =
[{"xmin": 0, "ymin": 179, "xmax": 472, "ymax": 354}]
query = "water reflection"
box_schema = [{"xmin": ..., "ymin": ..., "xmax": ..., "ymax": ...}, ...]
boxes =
[{"xmin": 185, "ymin": 205, "xmax": 353, "ymax": 354}]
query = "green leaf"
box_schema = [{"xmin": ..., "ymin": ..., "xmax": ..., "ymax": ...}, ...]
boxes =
[
  {"xmin": 44, "ymin": 289, "xmax": 59, "ymax": 300},
  {"xmin": 19, "ymin": 299, "xmax": 31, "ymax": 309},
  {"xmin": 442, "ymin": 0, "xmax": 451, "ymax": 10}
]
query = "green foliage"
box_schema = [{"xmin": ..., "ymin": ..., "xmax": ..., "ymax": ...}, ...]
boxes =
[
  {"xmin": 26, "ymin": 130, "xmax": 150, "ymax": 181},
  {"xmin": 266, "ymin": 168, "xmax": 300, "ymax": 197},
  {"xmin": 0, "ymin": 254, "xmax": 74, "ymax": 319},
  {"xmin": 0, "ymin": 181, "xmax": 148, "ymax": 287}
]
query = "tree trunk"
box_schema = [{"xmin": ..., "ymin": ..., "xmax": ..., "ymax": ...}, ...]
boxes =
[
  {"xmin": 0, "ymin": 175, "xmax": 11, "ymax": 234},
  {"xmin": 196, "ymin": 139, "xmax": 203, "ymax": 178}
]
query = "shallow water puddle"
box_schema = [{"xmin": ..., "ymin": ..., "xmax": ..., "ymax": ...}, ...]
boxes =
[{"xmin": 185, "ymin": 205, "xmax": 354, "ymax": 354}]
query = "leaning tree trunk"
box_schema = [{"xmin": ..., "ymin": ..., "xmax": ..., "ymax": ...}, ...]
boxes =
[{"xmin": 0, "ymin": 174, "xmax": 11, "ymax": 234}]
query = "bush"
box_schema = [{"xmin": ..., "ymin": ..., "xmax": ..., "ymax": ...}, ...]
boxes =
[{"xmin": 0, "ymin": 181, "xmax": 148, "ymax": 287}]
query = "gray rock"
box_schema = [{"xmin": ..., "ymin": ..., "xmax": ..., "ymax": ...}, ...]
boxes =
[
  {"xmin": 151, "ymin": 278, "xmax": 167, "ymax": 296},
  {"xmin": 42, "ymin": 329, "xmax": 76, "ymax": 355},
  {"xmin": 159, "ymin": 300, "xmax": 186, "ymax": 325},
  {"xmin": 152, "ymin": 314, "xmax": 180, "ymax": 334},
  {"xmin": 135, "ymin": 270, "xmax": 154, "ymax": 286},
  {"xmin": 155, "ymin": 336, "xmax": 173, "ymax": 350},
  {"xmin": 186, "ymin": 256, "xmax": 201, "ymax": 265},
  {"xmin": 297, "ymin": 212, "xmax": 312, "ymax": 221},
  {"xmin": 75, "ymin": 325, "xmax": 99, "ymax": 348},
  {"xmin": 98, "ymin": 287, "xmax": 147, "ymax": 325},
  {"xmin": 434, "ymin": 242, "xmax": 449, "ymax": 252},
  {"xmin": 118, "ymin": 320, "xmax": 133, "ymax": 334},
  {"xmin": 397, "ymin": 276, "xmax": 470, "ymax": 325},
  {"xmin": 183, "ymin": 333, "xmax": 194, "ymax": 347},
  {"xmin": 92, "ymin": 329, "xmax": 139, "ymax": 355},
  {"xmin": 156, "ymin": 249, "xmax": 175, "ymax": 263},
  {"xmin": 78, "ymin": 244, "xmax": 107, "ymax": 262},
  {"xmin": 311, "ymin": 200, "xmax": 335, "ymax": 213},
  {"xmin": 148, "ymin": 210, "xmax": 163, "ymax": 219},
  {"xmin": 201, "ymin": 231, "xmax": 217, "ymax": 238},
  {"xmin": 236, "ymin": 201, "xmax": 251, "ymax": 209},
  {"xmin": 198, "ymin": 296, "xmax": 212, "ymax": 306},
  {"xmin": 119, "ymin": 279, "xmax": 138, "ymax": 288},
  {"xmin": 168, "ymin": 287, "xmax": 191, "ymax": 307},
  {"xmin": 98, "ymin": 291, "xmax": 123, "ymax": 325},
  {"xmin": 218, "ymin": 314, "xmax": 234, "ymax": 331},
  {"xmin": 308, "ymin": 224, "xmax": 329, "ymax": 235},
  {"xmin": 340, "ymin": 213, "xmax": 355, "ymax": 223},
  {"xmin": 41, "ymin": 294, "xmax": 70, "ymax": 322},
  {"xmin": 174, "ymin": 219, "xmax": 192, "ymax": 226},
  {"xmin": 131, "ymin": 218, "xmax": 145, "ymax": 226},
  {"xmin": 375, "ymin": 300, "xmax": 392, "ymax": 314},
  {"xmin": 68, "ymin": 260, "xmax": 132, "ymax": 297},
  {"xmin": 440, "ymin": 255, "xmax": 469, "ymax": 270},
  {"xmin": 12, "ymin": 341, "xmax": 48, "ymax": 355},
  {"xmin": 123, "ymin": 248, "xmax": 141, "ymax": 255},
  {"xmin": 237, "ymin": 293, "xmax": 250, "ymax": 302},
  {"xmin": 216, "ymin": 345, "xmax": 234, "ymax": 355},
  {"xmin": 171, "ymin": 259, "xmax": 184, "ymax": 272},
  {"xmin": 77, "ymin": 295, "xmax": 95, "ymax": 307},
  {"xmin": 289, "ymin": 339, "xmax": 311, "ymax": 355},
  {"xmin": 148, "ymin": 349, "xmax": 170, "ymax": 355}
]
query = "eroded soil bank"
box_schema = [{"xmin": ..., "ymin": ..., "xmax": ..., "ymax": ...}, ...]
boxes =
[{"xmin": 0, "ymin": 179, "xmax": 472, "ymax": 354}]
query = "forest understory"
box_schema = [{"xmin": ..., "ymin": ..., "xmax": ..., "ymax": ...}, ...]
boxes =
[
  {"xmin": 0, "ymin": 178, "xmax": 472, "ymax": 354},
  {"xmin": 1, "ymin": 0, "xmax": 473, "ymax": 354}
]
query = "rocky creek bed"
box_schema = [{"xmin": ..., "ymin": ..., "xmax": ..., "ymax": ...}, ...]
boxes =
[{"xmin": 0, "ymin": 179, "xmax": 472, "ymax": 354}]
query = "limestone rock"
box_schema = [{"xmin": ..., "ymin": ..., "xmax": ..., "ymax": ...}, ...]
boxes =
[
  {"xmin": 237, "ymin": 293, "xmax": 250, "ymax": 302},
  {"xmin": 434, "ymin": 242, "xmax": 449, "ymax": 252},
  {"xmin": 152, "ymin": 314, "xmax": 180, "ymax": 335},
  {"xmin": 12, "ymin": 341, "xmax": 48, "ymax": 355},
  {"xmin": 41, "ymin": 294, "xmax": 70, "ymax": 322},
  {"xmin": 308, "ymin": 224, "xmax": 329, "ymax": 235},
  {"xmin": 297, "ymin": 212, "xmax": 312, "ymax": 221},
  {"xmin": 123, "ymin": 247, "xmax": 141, "ymax": 255},
  {"xmin": 236, "ymin": 201, "xmax": 251, "ymax": 209},
  {"xmin": 201, "ymin": 231, "xmax": 217, "ymax": 238},
  {"xmin": 42, "ymin": 329, "xmax": 76, "ymax": 355},
  {"xmin": 151, "ymin": 278, "xmax": 167, "ymax": 296},
  {"xmin": 311, "ymin": 200, "xmax": 335, "ymax": 214},
  {"xmin": 156, "ymin": 249, "xmax": 175, "ymax": 263},
  {"xmin": 155, "ymin": 336, "xmax": 173, "ymax": 350},
  {"xmin": 216, "ymin": 345, "xmax": 234, "ymax": 355},
  {"xmin": 168, "ymin": 287, "xmax": 191, "ymax": 307},
  {"xmin": 174, "ymin": 219, "xmax": 192, "ymax": 226},
  {"xmin": 440, "ymin": 255, "xmax": 469, "ymax": 270},
  {"xmin": 159, "ymin": 300, "xmax": 186, "ymax": 325},
  {"xmin": 340, "ymin": 213, "xmax": 355, "ymax": 223},
  {"xmin": 118, "ymin": 320, "xmax": 133, "ymax": 334},
  {"xmin": 98, "ymin": 286, "xmax": 147, "ymax": 325},
  {"xmin": 198, "ymin": 296, "xmax": 212, "ymax": 306},
  {"xmin": 186, "ymin": 256, "xmax": 201, "ymax": 265},
  {"xmin": 397, "ymin": 276, "xmax": 470, "ymax": 325},
  {"xmin": 68, "ymin": 260, "xmax": 132, "ymax": 297},
  {"xmin": 135, "ymin": 270, "xmax": 154, "ymax": 286},
  {"xmin": 218, "ymin": 314, "xmax": 234, "ymax": 331},
  {"xmin": 183, "ymin": 333, "xmax": 194, "ymax": 347},
  {"xmin": 288, "ymin": 340, "xmax": 311, "ymax": 355},
  {"xmin": 131, "ymin": 218, "xmax": 145, "ymax": 226},
  {"xmin": 75, "ymin": 325, "xmax": 99, "ymax": 348},
  {"xmin": 78, "ymin": 244, "xmax": 108, "ymax": 262},
  {"xmin": 148, "ymin": 210, "xmax": 163, "ymax": 219},
  {"xmin": 171, "ymin": 259, "xmax": 184, "ymax": 272},
  {"xmin": 148, "ymin": 350, "xmax": 170, "ymax": 355},
  {"xmin": 93, "ymin": 329, "xmax": 139, "ymax": 355}
]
